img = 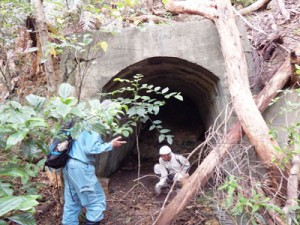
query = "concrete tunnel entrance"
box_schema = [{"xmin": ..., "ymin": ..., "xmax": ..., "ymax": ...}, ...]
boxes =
[{"xmin": 97, "ymin": 57, "xmax": 223, "ymax": 177}]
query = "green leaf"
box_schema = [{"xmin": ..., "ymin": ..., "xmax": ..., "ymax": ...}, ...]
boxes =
[
  {"xmin": 56, "ymin": 103, "xmax": 72, "ymax": 118},
  {"xmin": 161, "ymin": 87, "xmax": 169, "ymax": 94},
  {"xmin": 167, "ymin": 135, "xmax": 173, "ymax": 145},
  {"xmin": 91, "ymin": 123, "xmax": 107, "ymax": 135},
  {"xmin": 89, "ymin": 99, "xmax": 101, "ymax": 109},
  {"xmin": 25, "ymin": 94, "xmax": 46, "ymax": 110},
  {"xmin": 252, "ymin": 204, "xmax": 260, "ymax": 213},
  {"xmin": 59, "ymin": 83, "xmax": 73, "ymax": 99},
  {"xmin": 35, "ymin": 140, "xmax": 49, "ymax": 155},
  {"xmin": 162, "ymin": 0, "xmax": 168, "ymax": 5},
  {"xmin": 61, "ymin": 97, "xmax": 77, "ymax": 106},
  {"xmin": 6, "ymin": 130, "xmax": 28, "ymax": 148},
  {"xmin": 0, "ymin": 195, "xmax": 39, "ymax": 217},
  {"xmin": 136, "ymin": 108, "xmax": 146, "ymax": 117},
  {"xmin": 141, "ymin": 96, "xmax": 150, "ymax": 101},
  {"xmin": 0, "ymin": 165, "xmax": 30, "ymax": 185},
  {"xmin": 149, "ymin": 125, "xmax": 155, "ymax": 131},
  {"xmin": 0, "ymin": 182, "xmax": 13, "ymax": 197},
  {"xmin": 165, "ymin": 92, "xmax": 176, "ymax": 99},
  {"xmin": 83, "ymin": 37, "xmax": 93, "ymax": 46},
  {"xmin": 153, "ymin": 120, "xmax": 162, "ymax": 125},
  {"xmin": 153, "ymin": 106, "xmax": 159, "ymax": 115},
  {"xmin": 122, "ymin": 130, "xmax": 129, "ymax": 137},
  {"xmin": 8, "ymin": 213, "xmax": 36, "ymax": 225},
  {"xmin": 21, "ymin": 140, "xmax": 40, "ymax": 159},
  {"xmin": 9, "ymin": 101, "xmax": 22, "ymax": 110},
  {"xmin": 127, "ymin": 107, "xmax": 137, "ymax": 117},
  {"xmin": 25, "ymin": 118, "xmax": 47, "ymax": 128},
  {"xmin": 0, "ymin": 126, "xmax": 14, "ymax": 135},
  {"xmin": 174, "ymin": 94, "xmax": 183, "ymax": 101},
  {"xmin": 0, "ymin": 219, "xmax": 6, "ymax": 225},
  {"xmin": 158, "ymin": 134, "xmax": 165, "ymax": 143},
  {"xmin": 160, "ymin": 129, "xmax": 170, "ymax": 134}
]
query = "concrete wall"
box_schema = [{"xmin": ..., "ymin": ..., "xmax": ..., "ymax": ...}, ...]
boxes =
[
  {"xmin": 61, "ymin": 19, "xmax": 256, "ymax": 177},
  {"xmin": 263, "ymin": 91, "xmax": 300, "ymax": 147}
]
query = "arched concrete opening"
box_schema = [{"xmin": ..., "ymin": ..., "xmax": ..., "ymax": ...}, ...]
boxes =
[{"xmin": 96, "ymin": 56, "xmax": 224, "ymax": 177}]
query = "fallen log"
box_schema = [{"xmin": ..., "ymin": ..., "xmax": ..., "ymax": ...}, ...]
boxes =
[
  {"xmin": 239, "ymin": 0, "xmax": 272, "ymax": 15},
  {"xmin": 153, "ymin": 57, "xmax": 291, "ymax": 225}
]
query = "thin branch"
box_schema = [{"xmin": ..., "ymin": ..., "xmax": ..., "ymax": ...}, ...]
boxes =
[
  {"xmin": 239, "ymin": 0, "xmax": 272, "ymax": 15},
  {"xmin": 124, "ymin": 15, "xmax": 172, "ymax": 23},
  {"xmin": 232, "ymin": 7, "xmax": 267, "ymax": 35},
  {"xmin": 165, "ymin": 0, "xmax": 218, "ymax": 20},
  {"xmin": 133, "ymin": 174, "xmax": 160, "ymax": 182},
  {"xmin": 277, "ymin": 0, "xmax": 290, "ymax": 20}
]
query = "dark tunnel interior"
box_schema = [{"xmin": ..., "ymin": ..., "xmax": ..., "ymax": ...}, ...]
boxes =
[{"xmin": 100, "ymin": 56, "xmax": 222, "ymax": 176}]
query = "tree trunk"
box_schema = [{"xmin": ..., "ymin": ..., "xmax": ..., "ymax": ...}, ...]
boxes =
[
  {"xmin": 153, "ymin": 57, "xmax": 291, "ymax": 225},
  {"xmin": 32, "ymin": 0, "xmax": 57, "ymax": 96},
  {"xmin": 283, "ymin": 143, "xmax": 300, "ymax": 224},
  {"xmin": 214, "ymin": 0, "xmax": 287, "ymax": 185}
]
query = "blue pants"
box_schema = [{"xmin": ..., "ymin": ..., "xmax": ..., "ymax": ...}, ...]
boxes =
[{"xmin": 62, "ymin": 159, "xmax": 106, "ymax": 225}]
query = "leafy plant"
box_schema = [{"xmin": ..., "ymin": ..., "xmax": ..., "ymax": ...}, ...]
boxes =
[
  {"xmin": 0, "ymin": 82, "xmax": 129, "ymax": 224},
  {"xmin": 267, "ymin": 88, "xmax": 300, "ymax": 165},
  {"xmin": 105, "ymin": 74, "xmax": 183, "ymax": 144},
  {"xmin": 102, "ymin": 74, "xmax": 183, "ymax": 179},
  {"xmin": 218, "ymin": 175, "xmax": 284, "ymax": 225},
  {"xmin": 0, "ymin": 158, "xmax": 42, "ymax": 225}
]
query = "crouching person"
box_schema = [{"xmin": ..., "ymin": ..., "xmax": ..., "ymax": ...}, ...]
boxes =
[{"xmin": 153, "ymin": 145, "xmax": 190, "ymax": 195}]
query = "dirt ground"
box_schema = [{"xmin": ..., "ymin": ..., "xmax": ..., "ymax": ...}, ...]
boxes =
[
  {"xmin": 35, "ymin": 157, "xmax": 219, "ymax": 225},
  {"xmin": 103, "ymin": 158, "xmax": 219, "ymax": 225}
]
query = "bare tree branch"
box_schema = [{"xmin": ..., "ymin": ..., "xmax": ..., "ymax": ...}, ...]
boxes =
[
  {"xmin": 277, "ymin": 0, "xmax": 290, "ymax": 20},
  {"xmin": 239, "ymin": 0, "xmax": 272, "ymax": 15},
  {"xmin": 165, "ymin": 0, "xmax": 218, "ymax": 20}
]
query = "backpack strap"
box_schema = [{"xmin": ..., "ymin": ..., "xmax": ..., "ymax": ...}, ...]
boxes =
[
  {"xmin": 69, "ymin": 156, "xmax": 90, "ymax": 165},
  {"xmin": 174, "ymin": 154, "xmax": 190, "ymax": 173},
  {"xmin": 165, "ymin": 155, "xmax": 182, "ymax": 175},
  {"xmin": 174, "ymin": 154, "xmax": 182, "ymax": 167}
]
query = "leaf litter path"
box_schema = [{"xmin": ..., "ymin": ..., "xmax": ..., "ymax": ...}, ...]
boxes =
[
  {"xmin": 102, "ymin": 159, "xmax": 218, "ymax": 225},
  {"xmin": 35, "ymin": 157, "xmax": 217, "ymax": 225}
]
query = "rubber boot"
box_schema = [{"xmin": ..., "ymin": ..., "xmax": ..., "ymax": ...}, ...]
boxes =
[{"xmin": 86, "ymin": 219, "xmax": 101, "ymax": 225}]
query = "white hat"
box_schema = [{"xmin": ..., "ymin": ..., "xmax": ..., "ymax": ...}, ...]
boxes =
[{"xmin": 159, "ymin": 145, "xmax": 172, "ymax": 155}]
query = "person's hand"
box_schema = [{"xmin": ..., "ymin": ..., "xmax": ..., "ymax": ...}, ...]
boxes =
[
  {"xmin": 111, "ymin": 136, "xmax": 127, "ymax": 148},
  {"xmin": 155, "ymin": 183, "xmax": 161, "ymax": 195}
]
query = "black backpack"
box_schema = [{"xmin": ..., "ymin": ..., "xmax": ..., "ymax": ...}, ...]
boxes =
[{"xmin": 44, "ymin": 121, "xmax": 74, "ymax": 170}]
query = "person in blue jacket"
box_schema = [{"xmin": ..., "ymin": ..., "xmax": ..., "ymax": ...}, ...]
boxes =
[{"xmin": 62, "ymin": 130, "xmax": 126, "ymax": 225}]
